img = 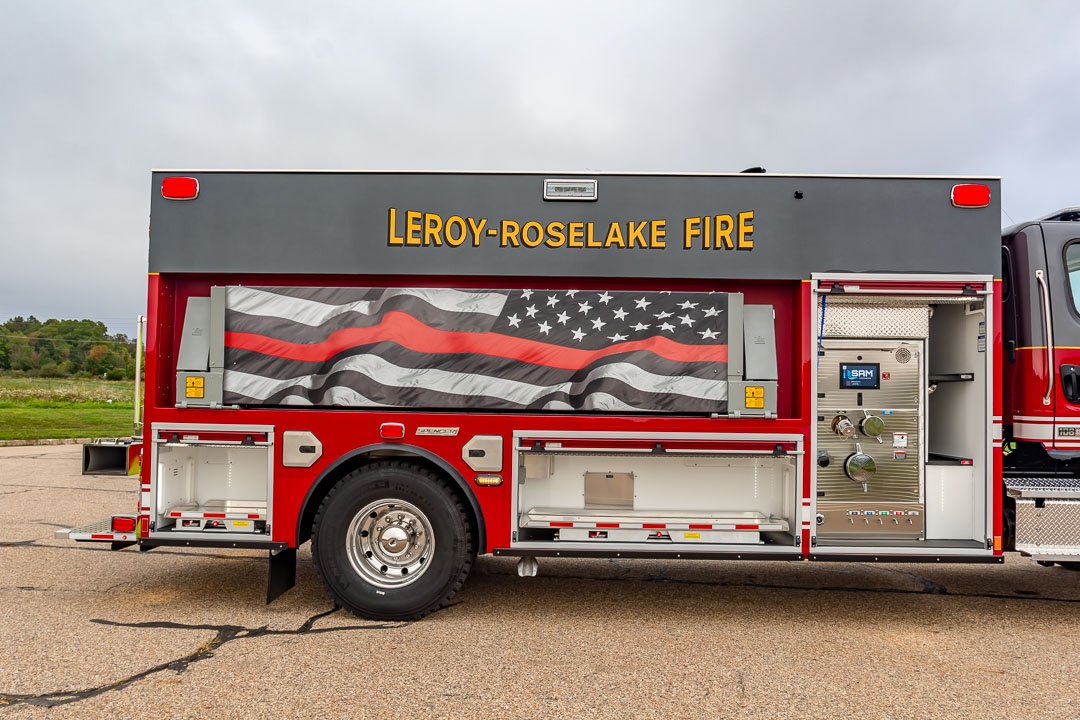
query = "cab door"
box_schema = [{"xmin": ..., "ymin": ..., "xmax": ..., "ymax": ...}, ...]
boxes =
[
  {"xmin": 1042, "ymin": 221, "xmax": 1080, "ymax": 454},
  {"xmin": 1002, "ymin": 223, "xmax": 1054, "ymax": 449}
]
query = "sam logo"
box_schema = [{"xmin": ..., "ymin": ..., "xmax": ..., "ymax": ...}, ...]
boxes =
[
  {"xmin": 844, "ymin": 368, "xmax": 876, "ymax": 380},
  {"xmin": 1058, "ymin": 427, "xmax": 1080, "ymax": 437}
]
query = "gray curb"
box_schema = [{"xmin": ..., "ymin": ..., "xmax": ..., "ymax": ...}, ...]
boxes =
[{"xmin": 0, "ymin": 437, "xmax": 96, "ymax": 448}]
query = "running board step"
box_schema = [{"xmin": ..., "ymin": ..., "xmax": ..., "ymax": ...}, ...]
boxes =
[{"xmin": 1004, "ymin": 476, "xmax": 1080, "ymax": 499}]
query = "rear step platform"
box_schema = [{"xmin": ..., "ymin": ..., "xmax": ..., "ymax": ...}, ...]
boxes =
[{"xmin": 59, "ymin": 516, "xmax": 138, "ymax": 548}]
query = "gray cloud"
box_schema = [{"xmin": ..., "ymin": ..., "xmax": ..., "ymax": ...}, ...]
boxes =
[{"xmin": 2, "ymin": 0, "xmax": 1078, "ymax": 333}]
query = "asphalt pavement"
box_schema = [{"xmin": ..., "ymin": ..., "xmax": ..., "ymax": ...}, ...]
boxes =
[{"xmin": 2, "ymin": 444, "xmax": 1079, "ymax": 719}]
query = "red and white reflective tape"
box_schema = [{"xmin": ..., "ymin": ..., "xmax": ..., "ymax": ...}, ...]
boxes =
[
  {"xmin": 168, "ymin": 511, "xmax": 263, "ymax": 519},
  {"xmin": 547, "ymin": 521, "xmax": 761, "ymax": 530},
  {"xmin": 90, "ymin": 533, "xmax": 132, "ymax": 541}
]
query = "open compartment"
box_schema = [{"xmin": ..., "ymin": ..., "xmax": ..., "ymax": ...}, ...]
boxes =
[
  {"xmin": 812, "ymin": 280, "xmax": 992, "ymax": 551},
  {"xmin": 925, "ymin": 300, "xmax": 990, "ymax": 544},
  {"xmin": 512, "ymin": 432, "xmax": 802, "ymax": 552},
  {"xmin": 150, "ymin": 424, "xmax": 273, "ymax": 540}
]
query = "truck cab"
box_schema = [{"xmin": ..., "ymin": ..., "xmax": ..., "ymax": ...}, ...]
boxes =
[{"xmin": 1001, "ymin": 207, "xmax": 1080, "ymax": 564}]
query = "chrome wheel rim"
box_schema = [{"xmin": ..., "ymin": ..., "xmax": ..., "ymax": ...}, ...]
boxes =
[{"xmin": 346, "ymin": 499, "xmax": 434, "ymax": 588}]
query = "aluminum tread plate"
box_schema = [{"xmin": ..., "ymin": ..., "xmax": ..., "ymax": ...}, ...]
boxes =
[
  {"xmin": 1004, "ymin": 476, "xmax": 1080, "ymax": 498},
  {"xmin": 62, "ymin": 517, "xmax": 137, "ymax": 542}
]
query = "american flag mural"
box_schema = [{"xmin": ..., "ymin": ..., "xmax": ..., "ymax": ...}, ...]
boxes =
[{"xmin": 221, "ymin": 286, "xmax": 731, "ymax": 413}]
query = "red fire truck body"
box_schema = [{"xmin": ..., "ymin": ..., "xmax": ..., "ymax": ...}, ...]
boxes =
[{"xmin": 66, "ymin": 172, "xmax": 1080, "ymax": 620}]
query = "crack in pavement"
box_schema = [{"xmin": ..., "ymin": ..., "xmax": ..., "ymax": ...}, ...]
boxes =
[
  {"xmin": 866, "ymin": 564, "xmax": 949, "ymax": 594},
  {"xmin": 0, "ymin": 608, "xmax": 407, "ymax": 708}
]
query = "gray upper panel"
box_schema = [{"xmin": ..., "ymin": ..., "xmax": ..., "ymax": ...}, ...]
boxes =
[{"xmin": 148, "ymin": 172, "xmax": 1001, "ymax": 278}]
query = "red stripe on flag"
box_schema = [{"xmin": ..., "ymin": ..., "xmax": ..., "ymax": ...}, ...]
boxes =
[{"xmin": 225, "ymin": 310, "xmax": 728, "ymax": 368}]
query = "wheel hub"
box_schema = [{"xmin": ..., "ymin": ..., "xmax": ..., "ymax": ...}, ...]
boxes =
[
  {"xmin": 346, "ymin": 500, "xmax": 434, "ymax": 588},
  {"xmin": 378, "ymin": 524, "xmax": 410, "ymax": 556}
]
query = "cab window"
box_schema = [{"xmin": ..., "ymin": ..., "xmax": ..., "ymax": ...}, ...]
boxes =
[{"xmin": 1066, "ymin": 242, "xmax": 1080, "ymax": 314}]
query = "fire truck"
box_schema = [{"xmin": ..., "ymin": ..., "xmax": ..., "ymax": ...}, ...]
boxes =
[{"xmin": 63, "ymin": 171, "xmax": 1080, "ymax": 620}]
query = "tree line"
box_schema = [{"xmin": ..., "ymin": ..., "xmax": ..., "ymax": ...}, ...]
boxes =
[{"xmin": 0, "ymin": 317, "xmax": 137, "ymax": 379}]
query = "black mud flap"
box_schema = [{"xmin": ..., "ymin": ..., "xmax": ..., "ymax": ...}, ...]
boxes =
[{"xmin": 267, "ymin": 546, "xmax": 297, "ymax": 604}]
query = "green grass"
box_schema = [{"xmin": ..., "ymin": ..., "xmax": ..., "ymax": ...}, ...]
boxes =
[{"xmin": 0, "ymin": 377, "xmax": 137, "ymax": 441}]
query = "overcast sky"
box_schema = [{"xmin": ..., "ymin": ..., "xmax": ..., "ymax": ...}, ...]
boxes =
[{"xmin": 2, "ymin": 1, "xmax": 1078, "ymax": 336}]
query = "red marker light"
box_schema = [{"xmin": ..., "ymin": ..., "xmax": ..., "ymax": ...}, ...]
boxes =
[
  {"xmin": 111, "ymin": 516, "xmax": 137, "ymax": 533},
  {"xmin": 951, "ymin": 184, "xmax": 990, "ymax": 208},
  {"xmin": 161, "ymin": 176, "xmax": 199, "ymax": 200},
  {"xmin": 379, "ymin": 422, "xmax": 406, "ymax": 440}
]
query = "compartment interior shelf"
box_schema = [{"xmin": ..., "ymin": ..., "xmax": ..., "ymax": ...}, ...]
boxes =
[
  {"xmin": 521, "ymin": 507, "xmax": 788, "ymax": 532},
  {"xmin": 166, "ymin": 500, "xmax": 267, "ymax": 519}
]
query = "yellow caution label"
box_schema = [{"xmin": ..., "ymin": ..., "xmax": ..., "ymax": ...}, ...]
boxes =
[
  {"xmin": 683, "ymin": 532, "xmax": 701, "ymax": 540},
  {"xmin": 185, "ymin": 376, "xmax": 205, "ymax": 399},
  {"xmin": 745, "ymin": 386, "xmax": 764, "ymax": 409},
  {"xmin": 232, "ymin": 520, "xmax": 250, "ymax": 528}
]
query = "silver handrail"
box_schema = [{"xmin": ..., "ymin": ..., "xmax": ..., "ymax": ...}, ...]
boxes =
[{"xmin": 1036, "ymin": 270, "xmax": 1054, "ymax": 406}]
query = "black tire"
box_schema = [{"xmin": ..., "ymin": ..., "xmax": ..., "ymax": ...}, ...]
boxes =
[{"xmin": 311, "ymin": 460, "xmax": 474, "ymax": 621}]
